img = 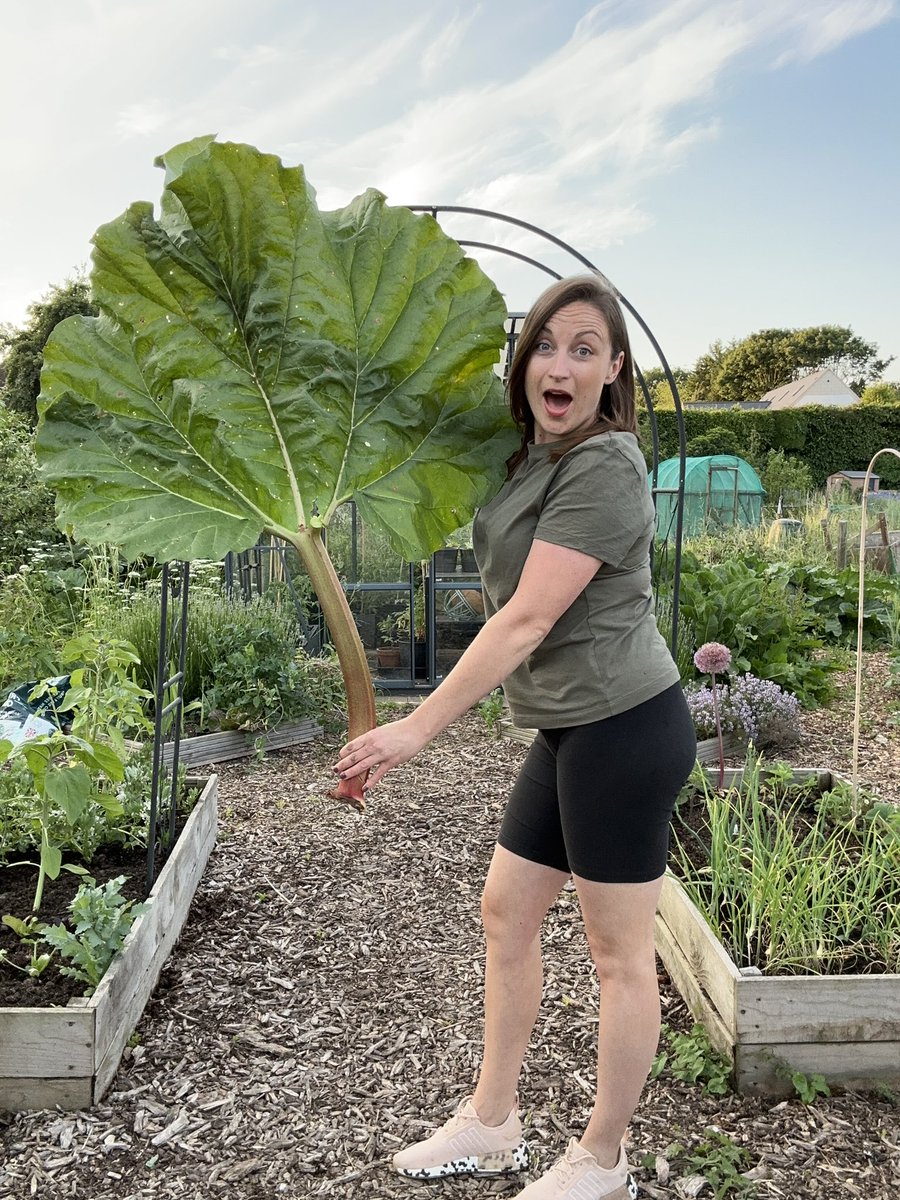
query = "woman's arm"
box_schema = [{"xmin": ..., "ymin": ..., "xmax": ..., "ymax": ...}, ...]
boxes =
[{"xmin": 333, "ymin": 538, "xmax": 602, "ymax": 792}]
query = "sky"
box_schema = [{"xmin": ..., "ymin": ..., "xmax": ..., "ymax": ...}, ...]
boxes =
[{"xmin": 2, "ymin": 0, "xmax": 898, "ymax": 379}]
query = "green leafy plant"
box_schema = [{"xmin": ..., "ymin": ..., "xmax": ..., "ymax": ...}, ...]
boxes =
[
  {"xmin": 202, "ymin": 623, "xmax": 312, "ymax": 732},
  {"xmin": 663, "ymin": 550, "xmax": 839, "ymax": 705},
  {"xmin": 39, "ymin": 874, "xmax": 147, "ymax": 994},
  {"xmin": 788, "ymin": 1068, "xmax": 830, "ymax": 1104},
  {"xmin": 0, "ymin": 732, "xmax": 122, "ymax": 911},
  {"xmin": 0, "ymin": 914, "xmax": 53, "ymax": 978},
  {"xmin": 671, "ymin": 748, "xmax": 900, "ymax": 974},
  {"xmin": 652, "ymin": 1022, "xmax": 732, "ymax": 1095},
  {"xmin": 36, "ymin": 137, "xmax": 517, "ymax": 809},
  {"xmin": 477, "ymin": 688, "xmax": 505, "ymax": 736},
  {"xmin": 0, "ymin": 408, "xmax": 64, "ymax": 574},
  {"xmin": 292, "ymin": 651, "xmax": 347, "ymax": 733},
  {"xmin": 683, "ymin": 1129, "xmax": 755, "ymax": 1199}
]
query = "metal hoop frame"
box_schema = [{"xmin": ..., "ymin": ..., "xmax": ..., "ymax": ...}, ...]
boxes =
[{"xmin": 408, "ymin": 204, "xmax": 688, "ymax": 653}]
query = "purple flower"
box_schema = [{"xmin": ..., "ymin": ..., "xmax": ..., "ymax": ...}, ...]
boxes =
[
  {"xmin": 684, "ymin": 674, "xmax": 800, "ymax": 750},
  {"xmin": 694, "ymin": 642, "xmax": 733, "ymax": 675}
]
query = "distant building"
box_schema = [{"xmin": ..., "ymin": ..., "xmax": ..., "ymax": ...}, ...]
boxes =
[
  {"xmin": 761, "ymin": 368, "xmax": 859, "ymax": 409},
  {"xmin": 687, "ymin": 367, "xmax": 861, "ymax": 411},
  {"xmin": 826, "ymin": 470, "xmax": 880, "ymax": 495}
]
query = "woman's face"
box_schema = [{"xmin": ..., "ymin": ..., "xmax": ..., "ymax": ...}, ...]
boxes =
[{"xmin": 524, "ymin": 301, "xmax": 624, "ymax": 444}]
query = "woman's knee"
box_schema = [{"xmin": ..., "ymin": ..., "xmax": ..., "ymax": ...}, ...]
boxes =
[
  {"xmin": 582, "ymin": 923, "xmax": 658, "ymax": 987},
  {"xmin": 481, "ymin": 880, "xmax": 534, "ymax": 950},
  {"xmin": 480, "ymin": 848, "xmax": 565, "ymax": 950}
]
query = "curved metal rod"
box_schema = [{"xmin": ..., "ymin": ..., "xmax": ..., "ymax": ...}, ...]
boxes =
[
  {"xmin": 409, "ymin": 202, "xmax": 688, "ymax": 657},
  {"xmin": 456, "ymin": 240, "xmax": 562, "ymax": 280}
]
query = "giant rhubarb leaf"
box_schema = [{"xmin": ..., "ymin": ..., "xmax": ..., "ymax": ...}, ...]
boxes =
[{"xmin": 36, "ymin": 138, "xmax": 517, "ymax": 808}]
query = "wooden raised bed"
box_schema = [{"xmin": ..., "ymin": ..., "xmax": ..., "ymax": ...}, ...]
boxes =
[
  {"xmin": 0, "ymin": 774, "xmax": 218, "ymax": 1111},
  {"xmin": 162, "ymin": 716, "xmax": 322, "ymax": 767},
  {"xmin": 656, "ymin": 766, "xmax": 900, "ymax": 1096},
  {"xmin": 499, "ymin": 719, "xmax": 742, "ymax": 766}
]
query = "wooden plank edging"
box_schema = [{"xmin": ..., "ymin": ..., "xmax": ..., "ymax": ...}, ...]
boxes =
[
  {"xmin": 91, "ymin": 774, "xmax": 218, "ymax": 1101},
  {"xmin": 0, "ymin": 775, "xmax": 217, "ymax": 1110},
  {"xmin": 161, "ymin": 719, "xmax": 323, "ymax": 766}
]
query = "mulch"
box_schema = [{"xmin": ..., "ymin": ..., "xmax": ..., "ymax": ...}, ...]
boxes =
[{"xmin": 1, "ymin": 653, "xmax": 898, "ymax": 1199}]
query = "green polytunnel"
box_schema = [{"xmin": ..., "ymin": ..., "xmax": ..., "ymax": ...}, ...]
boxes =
[{"xmin": 651, "ymin": 455, "xmax": 765, "ymax": 539}]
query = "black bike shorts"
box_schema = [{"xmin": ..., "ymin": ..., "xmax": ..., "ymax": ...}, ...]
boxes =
[{"xmin": 497, "ymin": 682, "xmax": 697, "ymax": 884}]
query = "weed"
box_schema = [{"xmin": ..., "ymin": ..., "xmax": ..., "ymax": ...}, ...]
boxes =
[
  {"xmin": 652, "ymin": 1022, "xmax": 732, "ymax": 1095},
  {"xmin": 684, "ymin": 1129, "xmax": 755, "ymax": 1198},
  {"xmin": 788, "ymin": 1069, "xmax": 830, "ymax": 1104},
  {"xmin": 477, "ymin": 688, "xmax": 505, "ymax": 735}
]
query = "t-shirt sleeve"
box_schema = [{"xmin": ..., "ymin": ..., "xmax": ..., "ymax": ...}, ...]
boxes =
[{"xmin": 533, "ymin": 441, "xmax": 652, "ymax": 567}]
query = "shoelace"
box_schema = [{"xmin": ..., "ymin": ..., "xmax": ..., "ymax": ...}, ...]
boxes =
[{"xmin": 548, "ymin": 1144, "xmax": 581, "ymax": 1185}]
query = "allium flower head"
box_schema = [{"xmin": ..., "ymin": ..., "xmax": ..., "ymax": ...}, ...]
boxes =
[{"xmin": 694, "ymin": 641, "xmax": 732, "ymax": 675}]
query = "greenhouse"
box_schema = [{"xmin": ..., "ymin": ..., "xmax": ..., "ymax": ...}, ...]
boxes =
[{"xmin": 653, "ymin": 454, "xmax": 765, "ymax": 539}]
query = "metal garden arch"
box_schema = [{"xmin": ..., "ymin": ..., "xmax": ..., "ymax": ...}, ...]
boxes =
[{"xmin": 407, "ymin": 203, "xmax": 689, "ymax": 657}]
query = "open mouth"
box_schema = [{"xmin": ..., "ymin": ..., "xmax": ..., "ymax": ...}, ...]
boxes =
[{"xmin": 543, "ymin": 389, "xmax": 573, "ymax": 417}]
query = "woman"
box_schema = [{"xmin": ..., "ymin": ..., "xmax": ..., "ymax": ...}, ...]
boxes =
[{"xmin": 334, "ymin": 275, "xmax": 696, "ymax": 1199}]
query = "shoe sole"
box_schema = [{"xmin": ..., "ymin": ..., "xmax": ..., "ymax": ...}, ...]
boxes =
[{"xmin": 394, "ymin": 1141, "xmax": 530, "ymax": 1180}]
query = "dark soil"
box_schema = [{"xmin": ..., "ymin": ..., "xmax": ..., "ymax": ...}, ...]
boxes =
[{"xmin": 0, "ymin": 828, "xmax": 183, "ymax": 1007}]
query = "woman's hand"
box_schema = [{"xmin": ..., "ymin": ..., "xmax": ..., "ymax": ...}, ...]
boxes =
[{"xmin": 334, "ymin": 715, "xmax": 427, "ymax": 795}]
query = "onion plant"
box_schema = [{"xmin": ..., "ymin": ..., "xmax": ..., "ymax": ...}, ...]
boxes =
[{"xmin": 671, "ymin": 751, "xmax": 900, "ymax": 975}]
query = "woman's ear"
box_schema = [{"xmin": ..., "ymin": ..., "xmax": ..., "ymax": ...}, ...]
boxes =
[{"xmin": 605, "ymin": 351, "xmax": 625, "ymax": 384}]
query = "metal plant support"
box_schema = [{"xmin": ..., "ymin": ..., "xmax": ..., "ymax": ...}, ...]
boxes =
[
  {"xmin": 146, "ymin": 561, "xmax": 190, "ymax": 892},
  {"xmin": 408, "ymin": 204, "xmax": 688, "ymax": 659}
]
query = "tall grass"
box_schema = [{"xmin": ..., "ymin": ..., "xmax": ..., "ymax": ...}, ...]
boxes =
[{"xmin": 671, "ymin": 755, "xmax": 900, "ymax": 975}]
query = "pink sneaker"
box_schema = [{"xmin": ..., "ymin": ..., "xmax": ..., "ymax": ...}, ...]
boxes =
[
  {"xmin": 514, "ymin": 1138, "xmax": 638, "ymax": 1198},
  {"xmin": 392, "ymin": 1096, "xmax": 530, "ymax": 1180}
]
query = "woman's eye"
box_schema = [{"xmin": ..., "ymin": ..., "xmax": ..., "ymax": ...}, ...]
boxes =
[
  {"xmin": 535, "ymin": 339, "xmax": 552, "ymax": 353},
  {"xmin": 575, "ymin": 345, "xmax": 592, "ymax": 357}
]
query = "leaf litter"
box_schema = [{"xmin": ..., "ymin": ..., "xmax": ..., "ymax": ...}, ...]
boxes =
[{"xmin": 1, "ymin": 652, "xmax": 898, "ymax": 1199}]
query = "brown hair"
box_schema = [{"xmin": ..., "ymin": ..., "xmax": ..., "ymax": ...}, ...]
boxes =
[{"xmin": 505, "ymin": 274, "xmax": 637, "ymax": 476}]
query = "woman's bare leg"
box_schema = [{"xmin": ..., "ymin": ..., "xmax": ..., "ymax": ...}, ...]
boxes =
[
  {"xmin": 471, "ymin": 845, "xmax": 570, "ymax": 1125},
  {"xmin": 572, "ymin": 874, "xmax": 665, "ymax": 1168}
]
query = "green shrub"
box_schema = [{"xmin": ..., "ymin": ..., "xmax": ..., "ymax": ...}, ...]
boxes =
[
  {"xmin": 685, "ymin": 427, "xmax": 742, "ymax": 457},
  {"xmin": 0, "ymin": 408, "xmax": 65, "ymax": 574},
  {"xmin": 662, "ymin": 550, "xmax": 838, "ymax": 705},
  {"xmin": 105, "ymin": 586, "xmax": 333, "ymax": 731},
  {"xmin": 760, "ymin": 449, "xmax": 813, "ymax": 514},
  {"xmin": 642, "ymin": 405, "xmax": 900, "ymax": 485}
]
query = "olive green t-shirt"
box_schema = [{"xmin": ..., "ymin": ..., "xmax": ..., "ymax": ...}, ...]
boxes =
[{"xmin": 472, "ymin": 431, "xmax": 680, "ymax": 729}]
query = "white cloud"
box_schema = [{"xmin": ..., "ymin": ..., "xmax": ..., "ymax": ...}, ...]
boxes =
[
  {"xmin": 0, "ymin": 0, "xmax": 895, "ymax": 337},
  {"xmin": 213, "ymin": 43, "xmax": 283, "ymax": 68},
  {"xmin": 420, "ymin": 5, "xmax": 481, "ymax": 78},
  {"xmin": 115, "ymin": 101, "xmax": 173, "ymax": 139},
  {"xmin": 773, "ymin": 0, "xmax": 895, "ymax": 64}
]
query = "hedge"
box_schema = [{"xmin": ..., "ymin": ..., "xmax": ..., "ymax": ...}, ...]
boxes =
[{"xmin": 639, "ymin": 405, "xmax": 900, "ymax": 486}]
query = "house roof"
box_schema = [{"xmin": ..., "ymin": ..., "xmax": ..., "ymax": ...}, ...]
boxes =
[{"xmin": 761, "ymin": 368, "xmax": 858, "ymax": 409}]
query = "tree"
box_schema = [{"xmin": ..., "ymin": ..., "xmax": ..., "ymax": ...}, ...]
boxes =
[
  {"xmin": 860, "ymin": 381, "xmax": 900, "ymax": 405},
  {"xmin": 0, "ymin": 407, "xmax": 62, "ymax": 571},
  {"xmin": 0, "ymin": 277, "xmax": 96, "ymax": 426},
  {"xmin": 638, "ymin": 366, "xmax": 691, "ymax": 410},
  {"xmin": 690, "ymin": 326, "xmax": 893, "ymax": 404}
]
